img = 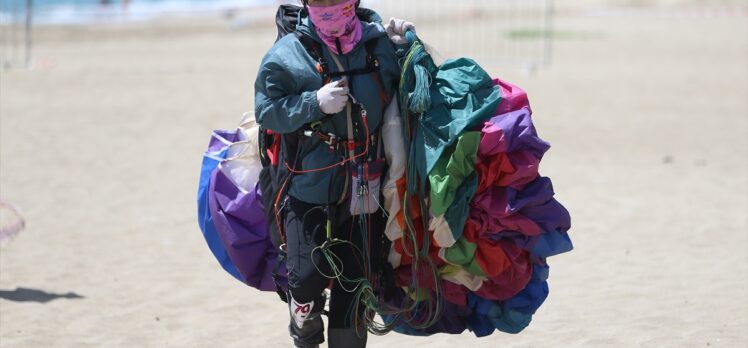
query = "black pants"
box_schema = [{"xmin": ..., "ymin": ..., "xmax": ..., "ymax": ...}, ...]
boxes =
[{"xmin": 285, "ymin": 195, "xmax": 384, "ymax": 347}]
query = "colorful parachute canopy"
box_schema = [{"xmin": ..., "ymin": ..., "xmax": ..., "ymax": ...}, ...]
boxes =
[{"xmin": 381, "ymin": 33, "xmax": 573, "ymax": 336}]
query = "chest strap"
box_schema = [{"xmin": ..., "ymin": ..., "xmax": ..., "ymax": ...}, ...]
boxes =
[{"xmin": 295, "ymin": 31, "xmax": 389, "ymax": 106}]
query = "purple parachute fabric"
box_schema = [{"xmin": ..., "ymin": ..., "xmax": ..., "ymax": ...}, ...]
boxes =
[
  {"xmin": 208, "ymin": 166, "xmax": 287, "ymax": 292},
  {"xmin": 471, "ymin": 188, "xmax": 543, "ymax": 237},
  {"xmin": 479, "ymin": 107, "xmax": 550, "ymax": 159},
  {"xmin": 475, "ymin": 107, "xmax": 550, "ymax": 192},
  {"xmin": 488, "ymin": 177, "xmax": 573, "ymax": 258}
]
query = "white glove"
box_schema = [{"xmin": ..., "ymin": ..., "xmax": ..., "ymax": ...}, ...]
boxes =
[
  {"xmin": 386, "ymin": 17, "xmax": 416, "ymax": 45},
  {"xmin": 317, "ymin": 80, "xmax": 349, "ymax": 115}
]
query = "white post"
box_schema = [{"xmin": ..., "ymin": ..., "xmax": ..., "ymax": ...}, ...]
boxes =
[{"xmin": 25, "ymin": 0, "xmax": 32, "ymax": 68}]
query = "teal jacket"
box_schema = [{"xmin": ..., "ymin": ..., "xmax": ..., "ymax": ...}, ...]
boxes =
[{"xmin": 254, "ymin": 13, "xmax": 401, "ymax": 205}]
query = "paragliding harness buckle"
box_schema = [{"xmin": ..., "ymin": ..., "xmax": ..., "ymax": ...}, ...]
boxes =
[
  {"xmin": 303, "ymin": 122, "xmax": 338, "ymax": 150},
  {"xmin": 322, "ymin": 205, "xmax": 334, "ymax": 245},
  {"xmin": 301, "ymin": 105, "xmax": 379, "ymax": 164}
]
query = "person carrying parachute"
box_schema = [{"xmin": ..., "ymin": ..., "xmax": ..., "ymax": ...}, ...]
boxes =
[
  {"xmin": 198, "ymin": 0, "xmax": 573, "ymax": 345},
  {"xmin": 254, "ymin": 0, "xmax": 415, "ymax": 347}
]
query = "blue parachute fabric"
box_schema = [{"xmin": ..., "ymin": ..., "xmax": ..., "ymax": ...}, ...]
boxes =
[
  {"xmin": 468, "ymin": 293, "xmax": 532, "ymax": 335},
  {"xmin": 503, "ymin": 263, "xmax": 550, "ymax": 315},
  {"xmin": 531, "ymin": 231, "xmax": 573, "ymax": 258},
  {"xmin": 197, "ymin": 130, "xmax": 243, "ymax": 282},
  {"xmin": 465, "ymin": 304, "xmax": 496, "ymax": 337},
  {"xmin": 490, "ymin": 308, "xmax": 532, "ymax": 335}
]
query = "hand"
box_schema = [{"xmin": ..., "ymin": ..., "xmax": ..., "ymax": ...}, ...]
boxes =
[
  {"xmin": 386, "ymin": 17, "xmax": 416, "ymax": 45},
  {"xmin": 317, "ymin": 80, "xmax": 349, "ymax": 114}
]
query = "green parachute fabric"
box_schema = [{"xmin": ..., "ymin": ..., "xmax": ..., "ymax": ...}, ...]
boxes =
[
  {"xmin": 410, "ymin": 59, "xmax": 502, "ymax": 185},
  {"xmin": 428, "ymin": 132, "xmax": 481, "ymax": 216},
  {"xmin": 431, "ymin": 173, "xmax": 479, "ymax": 248},
  {"xmin": 442, "ymin": 237, "xmax": 485, "ymax": 277}
]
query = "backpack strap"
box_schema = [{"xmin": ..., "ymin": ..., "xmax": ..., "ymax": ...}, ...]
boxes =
[
  {"xmin": 294, "ymin": 32, "xmax": 389, "ymax": 166},
  {"xmin": 294, "ymin": 31, "xmax": 332, "ymax": 84},
  {"xmin": 295, "ymin": 31, "xmax": 389, "ymax": 107},
  {"xmin": 364, "ymin": 38, "xmax": 390, "ymax": 107}
]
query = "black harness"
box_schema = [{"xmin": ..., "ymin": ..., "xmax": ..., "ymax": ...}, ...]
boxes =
[{"xmin": 267, "ymin": 5, "xmax": 391, "ymax": 304}]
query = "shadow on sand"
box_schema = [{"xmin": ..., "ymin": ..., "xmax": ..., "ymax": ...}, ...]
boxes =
[{"xmin": 0, "ymin": 287, "xmax": 84, "ymax": 303}]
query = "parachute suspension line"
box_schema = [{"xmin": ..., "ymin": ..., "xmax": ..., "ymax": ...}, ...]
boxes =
[
  {"xmin": 399, "ymin": 30, "xmax": 437, "ymax": 118},
  {"xmin": 409, "ymin": 64, "xmax": 432, "ymax": 114},
  {"xmin": 304, "ymin": 198, "xmax": 433, "ymax": 335},
  {"xmin": 308, "ymin": 210, "xmax": 397, "ymax": 335},
  {"xmin": 386, "ymin": 30, "xmax": 445, "ymax": 331}
]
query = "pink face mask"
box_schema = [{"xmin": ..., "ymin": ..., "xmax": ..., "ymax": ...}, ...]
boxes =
[{"xmin": 307, "ymin": 0, "xmax": 362, "ymax": 55}]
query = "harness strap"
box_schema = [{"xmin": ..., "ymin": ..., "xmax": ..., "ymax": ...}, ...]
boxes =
[
  {"xmin": 328, "ymin": 51, "xmax": 356, "ymax": 206},
  {"xmin": 295, "ymin": 32, "xmax": 331, "ymax": 84},
  {"xmin": 327, "ymin": 52, "xmax": 354, "ymax": 152},
  {"xmin": 304, "ymin": 129, "xmax": 376, "ymax": 149},
  {"xmin": 296, "ymin": 31, "xmax": 388, "ymax": 107},
  {"xmin": 327, "ymin": 67, "xmax": 377, "ymax": 78},
  {"xmin": 364, "ymin": 39, "xmax": 390, "ymax": 107},
  {"xmin": 272, "ymin": 251, "xmax": 289, "ymax": 303}
]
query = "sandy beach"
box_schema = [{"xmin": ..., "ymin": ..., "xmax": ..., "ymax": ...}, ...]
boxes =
[{"xmin": 1, "ymin": 0, "xmax": 746, "ymax": 347}]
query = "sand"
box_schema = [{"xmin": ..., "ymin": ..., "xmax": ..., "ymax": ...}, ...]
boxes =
[{"xmin": 1, "ymin": 1, "xmax": 746, "ymax": 347}]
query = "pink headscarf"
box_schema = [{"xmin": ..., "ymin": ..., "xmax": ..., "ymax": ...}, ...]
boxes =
[{"xmin": 307, "ymin": 0, "xmax": 362, "ymax": 55}]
